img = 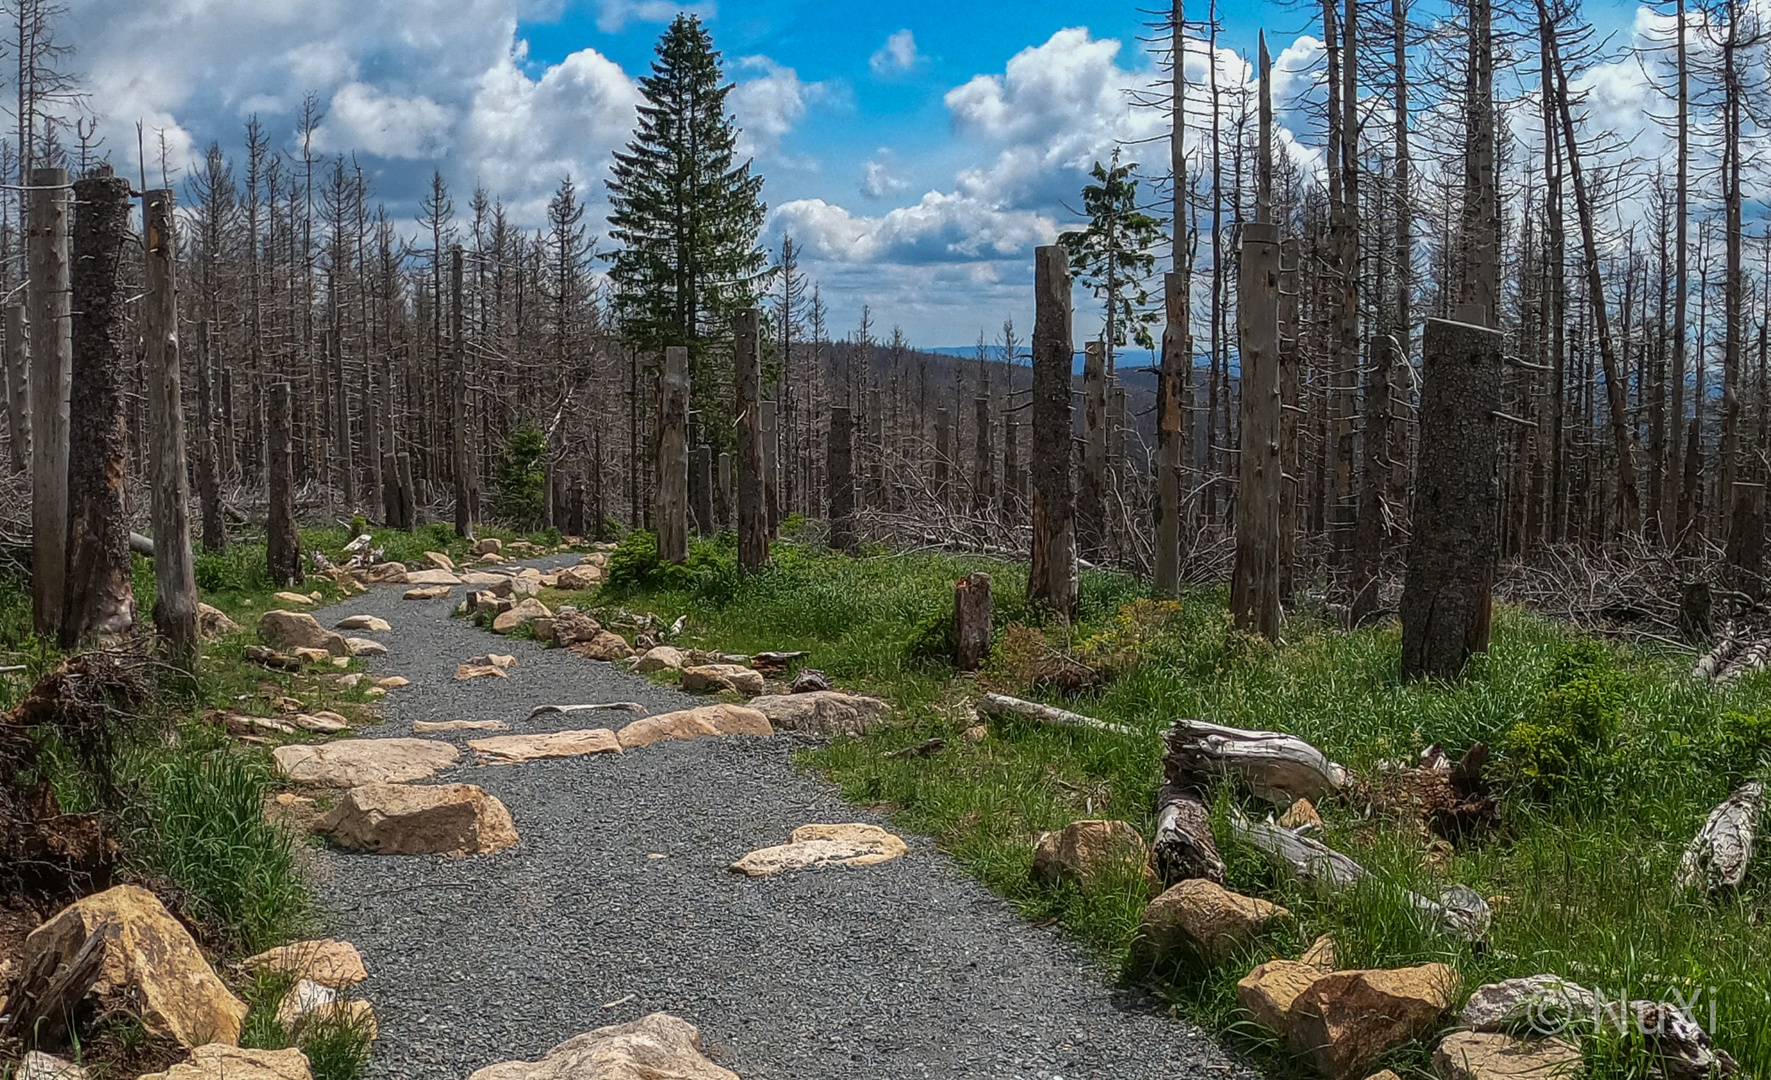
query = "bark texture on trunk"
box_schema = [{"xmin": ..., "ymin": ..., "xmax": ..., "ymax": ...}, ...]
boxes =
[
  {"xmin": 143, "ymin": 189, "xmax": 200, "ymax": 670},
  {"xmin": 1028, "ymin": 246, "xmax": 1078, "ymax": 620}
]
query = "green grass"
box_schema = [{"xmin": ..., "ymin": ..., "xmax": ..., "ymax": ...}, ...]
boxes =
[
  {"xmin": 584, "ymin": 535, "xmax": 1771, "ymax": 1080},
  {"xmin": 239, "ymin": 968, "xmax": 373, "ymax": 1080}
]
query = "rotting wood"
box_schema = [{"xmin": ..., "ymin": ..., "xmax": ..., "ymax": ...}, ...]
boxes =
[
  {"xmin": 953, "ymin": 571, "xmax": 992, "ymax": 672},
  {"xmin": 524, "ymin": 703, "xmax": 647, "ymax": 721},
  {"xmin": 1163, "ymin": 719, "xmax": 1348, "ymax": 807},
  {"xmin": 977, "ymin": 693, "xmax": 1139, "ymax": 738},
  {"xmin": 1677, "ymin": 780, "xmax": 1762, "ymax": 893},
  {"xmin": 1153, "ymin": 781, "xmax": 1227, "ymax": 885},
  {"xmin": 0, "ymin": 923, "xmax": 111, "ymax": 1046}
]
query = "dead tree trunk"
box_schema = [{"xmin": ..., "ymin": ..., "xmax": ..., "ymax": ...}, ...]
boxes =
[
  {"xmin": 1232, "ymin": 222, "xmax": 1283, "ymax": 639},
  {"xmin": 194, "ymin": 321, "xmax": 226, "ymax": 552},
  {"xmin": 28, "ymin": 168, "xmax": 70, "ymax": 639},
  {"xmin": 971, "ymin": 395, "xmax": 994, "ymax": 514},
  {"xmin": 1080, "ymin": 340, "xmax": 1107, "ymax": 560},
  {"xmin": 5, "ymin": 303, "xmax": 26, "ymax": 473},
  {"xmin": 736, "ymin": 309, "xmax": 769, "ymax": 571},
  {"xmin": 934, "ymin": 406, "xmax": 952, "ymax": 508},
  {"xmin": 143, "ymin": 189, "xmax": 199, "ymax": 670},
  {"xmin": 1401, "ymin": 318, "xmax": 1502, "ymax": 678},
  {"xmin": 693, "ymin": 443, "xmax": 714, "ymax": 536},
  {"xmin": 450, "ymin": 246, "xmax": 474, "ymax": 538},
  {"xmin": 828, "ymin": 404, "xmax": 856, "ymax": 553},
  {"xmin": 656, "ymin": 345, "xmax": 689, "ymax": 564},
  {"xmin": 267, "ymin": 380, "xmax": 303, "ymax": 586},
  {"xmin": 62, "ymin": 174, "xmax": 136, "ymax": 648},
  {"xmin": 954, "ymin": 571, "xmax": 992, "ymax": 671},
  {"xmin": 1028, "ymin": 246, "xmax": 1078, "ymax": 620}
]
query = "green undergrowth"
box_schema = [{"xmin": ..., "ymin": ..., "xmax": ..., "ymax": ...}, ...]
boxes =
[{"xmin": 590, "ymin": 535, "xmax": 1771, "ymax": 1080}]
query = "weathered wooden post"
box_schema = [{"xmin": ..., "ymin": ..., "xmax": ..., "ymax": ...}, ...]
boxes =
[
  {"xmin": 62, "ymin": 172, "xmax": 135, "ymax": 647},
  {"xmin": 971, "ymin": 396, "xmax": 994, "ymax": 515},
  {"xmin": 735, "ymin": 309, "xmax": 769, "ymax": 571},
  {"xmin": 268, "ymin": 381, "xmax": 303, "ymax": 586},
  {"xmin": 28, "ymin": 168, "xmax": 70, "ymax": 638},
  {"xmin": 195, "ymin": 321, "xmax": 226, "ymax": 551},
  {"xmin": 4, "ymin": 304, "xmax": 25, "ymax": 473},
  {"xmin": 828, "ymin": 404, "xmax": 856, "ymax": 553},
  {"xmin": 1080, "ymin": 340, "xmax": 1107, "ymax": 560},
  {"xmin": 1231, "ymin": 221, "xmax": 1283, "ymax": 639},
  {"xmin": 142, "ymin": 189, "xmax": 200, "ymax": 668},
  {"xmin": 693, "ymin": 443, "xmax": 714, "ymax": 535},
  {"xmin": 1028, "ymin": 245, "xmax": 1078, "ymax": 620},
  {"xmin": 954, "ymin": 571, "xmax": 992, "ymax": 671},
  {"xmin": 656, "ymin": 345, "xmax": 690, "ymax": 563},
  {"xmin": 451, "ymin": 245, "xmax": 474, "ymax": 538},
  {"xmin": 1400, "ymin": 317, "xmax": 1503, "ymax": 678},
  {"xmin": 761, "ymin": 398, "xmax": 780, "ymax": 535}
]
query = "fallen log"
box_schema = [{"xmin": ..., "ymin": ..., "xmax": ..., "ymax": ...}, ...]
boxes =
[
  {"xmin": 1720, "ymin": 639, "xmax": 1771, "ymax": 683},
  {"xmin": 886, "ymin": 737, "xmax": 947, "ymax": 760},
  {"xmin": 977, "ymin": 693, "xmax": 1140, "ymax": 738},
  {"xmin": 525, "ymin": 703, "xmax": 646, "ymax": 722},
  {"xmin": 1677, "ymin": 781, "xmax": 1762, "ymax": 893},
  {"xmin": 1164, "ymin": 719, "xmax": 1348, "ymax": 806},
  {"xmin": 1152, "ymin": 781, "xmax": 1226, "ymax": 885}
]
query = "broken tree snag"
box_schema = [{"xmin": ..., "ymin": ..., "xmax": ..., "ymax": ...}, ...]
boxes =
[
  {"xmin": 1400, "ymin": 317, "xmax": 1502, "ymax": 679},
  {"xmin": 1079, "ymin": 340, "xmax": 1107, "ymax": 561},
  {"xmin": 4, "ymin": 302, "xmax": 26, "ymax": 473},
  {"xmin": 266, "ymin": 380, "xmax": 303, "ymax": 587},
  {"xmin": 953, "ymin": 572, "xmax": 992, "ymax": 671},
  {"xmin": 1678, "ymin": 781, "xmax": 1762, "ymax": 893},
  {"xmin": 194, "ymin": 321, "xmax": 227, "ymax": 552},
  {"xmin": 143, "ymin": 189, "xmax": 200, "ymax": 672},
  {"xmin": 827, "ymin": 405, "xmax": 857, "ymax": 553},
  {"xmin": 972, "ymin": 395, "xmax": 994, "ymax": 515},
  {"xmin": 1153, "ymin": 781, "xmax": 1227, "ymax": 886},
  {"xmin": 1154, "ymin": 270, "xmax": 1187, "ymax": 599},
  {"xmin": 28, "ymin": 168, "xmax": 71, "ymax": 639},
  {"xmin": 693, "ymin": 443, "xmax": 714, "ymax": 536},
  {"xmin": 734, "ymin": 308, "xmax": 769, "ymax": 572},
  {"xmin": 1232, "ymin": 221, "xmax": 1283, "ymax": 640},
  {"xmin": 656, "ymin": 345, "xmax": 690, "ymax": 565},
  {"xmin": 451, "ymin": 245, "xmax": 475, "ymax": 539},
  {"xmin": 977, "ymin": 693, "xmax": 1138, "ymax": 738},
  {"xmin": 1028, "ymin": 245, "xmax": 1078, "ymax": 621},
  {"xmin": 0, "ymin": 923, "xmax": 111, "ymax": 1046},
  {"xmin": 1164, "ymin": 719, "xmax": 1348, "ymax": 807},
  {"xmin": 61, "ymin": 172, "xmax": 135, "ymax": 650}
]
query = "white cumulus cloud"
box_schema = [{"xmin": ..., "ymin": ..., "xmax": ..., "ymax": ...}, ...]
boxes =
[{"xmin": 870, "ymin": 29, "xmax": 923, "ymax": 76}]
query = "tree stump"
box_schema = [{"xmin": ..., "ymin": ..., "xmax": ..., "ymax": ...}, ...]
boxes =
[
  {"xmin": 1400, "ymin": 318, "xmax": 1502, "ymax": 679},
  {"xmin": 1028, "ymin": 245, "xmax": 1078, "ymax": 620},
  {"xmin": 953, "ymin": 572, "xmax": 992, "ymax": 671}
]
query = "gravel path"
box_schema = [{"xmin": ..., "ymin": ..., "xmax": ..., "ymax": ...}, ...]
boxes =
[{"xmin": 309, "ymin": 557, "xmax": 1256, "ymax": 1079}]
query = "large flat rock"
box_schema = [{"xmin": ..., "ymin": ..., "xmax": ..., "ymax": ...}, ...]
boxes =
[
  {"xmin": 273, "ymin": 739, "xmax": 461, "ymax": 787},
  {"xmin": 616, "ymin": 705, "xmax": 772, "ymax": 749},
  {"xmin": 466, "ymin": 1013, "xmax": 736, "ymax": 1080},
  {"xmin": 321, "ymin": 783, "xmax": 519, "ymax": 856},
  {"xmin": 470, "ymin": 729, "xmax": 622, "ymax": 764}
]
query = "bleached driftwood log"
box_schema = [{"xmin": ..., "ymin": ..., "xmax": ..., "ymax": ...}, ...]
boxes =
[
  {"xmin": 1164, "ymin": 719, "xmax": 1348, "ymax": 806},
  {"xmin": 1677, "ymin": 781, "xmax": 1763, "ymax": 892},
  {"xmin": 1152, "ymin": 781, "xmax": 1226, "ymax": 886},
  {"xmin": 525, "ymin": 703, "xmax": 646, "ymax": 721},
  {"xmin": 978, "ymin": 693, "xmax": 1140, "ymax": 738}
]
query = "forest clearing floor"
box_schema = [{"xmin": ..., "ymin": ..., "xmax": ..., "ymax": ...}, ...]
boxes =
[{"xmin": 305, "ymin": 554, "xmax": 1254, "ymax": 1080}]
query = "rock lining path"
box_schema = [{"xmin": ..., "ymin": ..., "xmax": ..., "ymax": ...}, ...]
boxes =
[{"xmin": 310, "ymin": 555, "xmax": 1256, "ymax": 1079}]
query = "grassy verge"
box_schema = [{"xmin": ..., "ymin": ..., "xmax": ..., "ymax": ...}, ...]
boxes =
[{"xmin": 565, "ymin": 532, "xmax": 1771, "ymax": 1080}]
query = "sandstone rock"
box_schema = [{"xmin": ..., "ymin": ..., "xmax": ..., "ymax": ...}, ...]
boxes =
[
  {"xmin": 420, "ymin": 551, "xmax": 455, "ymax": 572},
  {"xmin": 1031, "ymin": 819, "xmax": 1151, "ymax": 892},
  {"xmin": 364, "ymin": 686, "xmax": 386, "ymax": 698},
  {"xmin": 1289, "ymin": 964, "xmax": 1460, "ymax": 1079},
  {"xmin": 272, "ymin": 591, "xmax": 314, "ymax": 606},
  {"xmin": 680, "ymin": 663, "xmax": 765, "ymax": 696},
  {"xmin": 456, "ymin": 653, "xmax": 516, "ymax": 680},
  {"xmin": 198, "ymin": 603, "xmax": 241, "ymax": 638},
  {"xmin": 616, "ymin": 704, "xmax": 773, "ymax": 749},
  {"xmin": 463, "ymin": 572, "xmax": 512, "ymax": 592},
  {"xmin": 414, "ymin": 719, "xmax": 508, "ymax": 733},
  {"xmin": 549, "ymin": 614, "xmax": 604, "ymax": 645},
  {"xmin": 1302, "ymin": 933, "xmax": 1339, "ymax": 973},
  {"xmin": 405, "ymin": 585, "xmax": 452, "ymax": 600},
  {"xmin": 336, "ymin": 614, "xmax": 392, "ymax": 632},
  {"xmin": 1139, "ymin": 879, "xmax": 1289, "ymax": 964},
  {"xmin": 1460, "ymin": 975, "xmax": 1597, "ymax": 1034},
  {"xmin": 553, "ymin": 567, "xmax": 598, "ymax": 590},
  {"xmin": 291, "ymin": 647, "xmax": 332, "ymax": 665},
  {"xmin": 1434, "ymin": 1032, "xmax": 1583, "ymax": 1080},
  {"xmin": 258, "ymin": 610, "xmax": 349, "ymax": 656},
  {"xmin": 272, "ymin": 739, "xmax": 460, "ymax": 787},
  {"xmin": 320, "ymin": 783, "xmax": 519, "ymax": 856},
  {"xmin": 471, "ymin": 537, "xmax": 503, "ymax": 556},
  {"xmin": 571, "ymin": 631, "xmax": 635, "ymax": 663},
  {"xmin": 290, "ymin": 712, "xmax": 350, "ymax": 734},
  {"xmin": 136, "ymin": 1045, "xmax": 313, "ymax": 1080},
  {"xmin": 242, "ymin": 939, "xmax": 368, "ymax": 988},
  {"xmin": 336, "ymin": 673, "xmax": 365, "ymax": 689},
  {"xmin": 376, "ymin": 676, "xmax": 410, "ymax": 689},
  {"xmin": 18, "ymin": 1052, "xmax": 88, "ymax": 1080},
  {"xmin": 747, "ymin": 691, "xmax": 889, "ymax": 736},
  {"xmin": 1365, "ymin": 1073, "xmax": 1405, "ymax": 1080},
  {"xmin": 345, "ymin": 637, "xmax": 387, "ymax": 657},
  {"xmin": 471, "ymin": 729, "xmax": 622, "ymax": 764},
  {"xmin": 493, "ymin": 597, "xmax": 552, "ymax": 634},
  {"xmin": 1238, "ymin": 959, "xmax": 1329, "ymax": 1036},
  {"xmin": 479, "ymin": 552, "xmax": 506, "ymax": 564},
  {"xmin": 635, "ymin": 645, "xmax": 685, "ymax": 673},
  {"xmin": 531, "ymin": 617, "xmax": 557, "ymax": 644},
  {"xmin": 361, "ymin": 561, "xmax": 409, "ymax": 584},
  {"xmin": 466, "ymin": 1012, "xmax": 735, "ymax": 1080},
  {"xmin": 406, "ymin": 568, "xmax": 463, "ymax": 587},
  {"xmin": 962, "ymin": 723, "xmax": 988, "ymax": 743},
  {"xmin": 730, "ymin": 823, "xmax": 909, "ymax": 876},
  {"xmin": 1280, "ymin": 798, "xmax": 1323, "ymax": 830},
  {"xmin": 274, "ymin": 978, "xmax": 378, "ymax": 1040},
  {"xmin": 21, "ymin": 884, "xmax": 247, "ymax": 1048}
]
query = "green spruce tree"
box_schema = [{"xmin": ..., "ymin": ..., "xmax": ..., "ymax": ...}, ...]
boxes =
[
  {"xmin": 1058, "ymin": 152, "xmax": 1165, "ymax": 379},
  {"xmin": 607, "ymin": 13, "xmax": 768, "ymax": 436}
]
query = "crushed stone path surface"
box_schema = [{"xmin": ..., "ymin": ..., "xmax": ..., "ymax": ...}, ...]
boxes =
[{"xmin": 309, "ymin": 556, "xmax": 1257, "ymax": 1080}]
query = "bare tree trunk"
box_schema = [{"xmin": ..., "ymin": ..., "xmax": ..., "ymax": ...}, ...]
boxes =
[
  {"xmin": 450, "ymin": 246, "xmax": 473, "ymax": 538},
  {"xmin": 656, "ymin": 345, "xmax": 689, "ymax": 565},
  {"xmin": 195, "ymin": 321, "xmax": 226, "ymax": 551},
  {"xmin": 693, "ymin": 443, "xmax": 714, "ymax": 535},
  {"xmin": 61, "ymin": 173, "xmax": 135, "ymax": 649},
  {"xmin": 1233, "ymin": 221, "xmax": 1283, "ymax": 639},
  {"xmin": 1154, "ymin": 0, "xmax": 1189, "ymax": 597},
  {"xmin": 143, "ymin": 189, "xmax": 199, "ymax": 671},
  {"xmin": 736, "ymin": 308, "xmax": 769, "ymax": 572},
  {"xmin": 28, "ymin": 167, "xmax": 70, "ymax": 638},
  {"xmin": 828, "ymin": 404, "xmax": 856, "ymax": 553},
  {"xmin": 5, "ymin": 303, "xmax": 25, "ymax": 474},
  {"xmin": 267, "ymin": 380, "xmax": 303, "ymax": 585},
  {"xmin": 1029, "ymin": 245, "xmax": 1078, "ymax": 620},
  {"xmin": 1080, "ymin": 340, "xmax": 1107, "ymax": 560}
]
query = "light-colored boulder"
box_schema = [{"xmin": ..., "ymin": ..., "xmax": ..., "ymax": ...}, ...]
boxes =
[
  {"xmin": 470, "ymin": 729, "xmax": 622, "ymax": 764},
  {"xmin": 258, "ymin": 610, "xmax": 349, "ymax": 656},
  {"xmin": 290, "ymin": 712, "xmax": 349, "ymax": 734},
  {"xmin": 730, "ymin": 823, "xmax": 908, "ymax": 876},
  {"xmin": 272, "ymin": 739, "xmax": 460, "ymax": 787},
  {"xmin": 616, "ymin": 704, "xmax": 773, "ymax": 749},
  {"xmin": 1288, "ymin": 964, "xmax": 1461, "ymax": 1079},
  {"xmin": 406, "ymin": 568, "xmax": 463, "ymax": 587},
  {"xmin": 553, "ymin": 566, "xmax": 599, "ymax": 591},
  {"xmin": 466, "ymin": 1013, "xmax": 735, "ymax": 1080},
  {"xmin": 680, "ymin": 663, "xmax": 765, "ymax": 696},
  {"xmin": 1031, "ymin": 819, "xmax": 1152, "ymax": 892},
  {"xmin": 747, "ymin": 691, "xmax": 889, "ymax": 736},
  {"xmin": 197, "ymin": 603, "xmax": 241, "ymax": 639},
  {"xmin": 635, "ymin": 645, "xmax": 685, "ymax": 673},
  {"xmin": 336, "ymin": 614, "xmax": 392, "ymax": 632},
  {"xmin": 136, "ymin": 1045, "xmax": 313, "ymax": 1080},
  {"xmin": 456, "ymin": 654, "xmax": 517, "ymax": 680},
  {"xmin": 345, "ymin": 637, "xmax": 387, "ymax": 657},
  {"xmin": 1434, "ymin": 1032, "xmax": 1584, "ymax": 1080},
  {"xmin": 1460, "ymin": 975, "xmax": 1597, "ymax": 1034},
  {"xmin": 572, "ymin": 631, "xmax": 635, "ymax": 662},
  {"xmin": 290, "ymin": 647, "xmax": 332, "ymax": 665},
  {"xmin": 274, "ymin": 978, "xmax": 378, "ymax": 1040},
  {"xmin": 18, "ymin": 1052, "xmax": 88, "ymax": 1080},
  {"xmin": 242, "ymin": 938, "xmax": 367, "ymax": 988},
  {"xmin": 547, "ymin": 613, "xmax": 602, "ymax": 645},
  {"xmin": 405, "ymin": 585, "xmax": 452, "ymax": 600},
  {"xmin": 1302, "ymin": 933, "xmax": 1339, "ymax": 974},
  {"xmin": 414, "ymin": 719, "xmax": 508, "ymax": 733},
  {"xmin": 1138, "ymin": 879, "xmax": 1290, "ymax": 964},
  {"xmin": 1239, "ymin": 960, "xmax": 1328, "ymax": 1035},
  {"xmin": 20, "ymin": 884, "xmax": 247, "ymax": 1048},
  {"xmin": 376, "ymin": 676, "xmax": 410, "ymax": 689},
  {"xmin": 421, "ymin": 551, "xmax": 455, "ymax": 572},
  {"xmin": 493, "ymin": 597, "xmax": 552, "ymax": 634},
  {"xmin": 360, "ymin": 561, "xmax": 409, "ymax": 584},
  {"xmin": 272, "ymin": 591, "xmax": 314, "ymax": 607},
  {"xmin": 320, "ymin": 783, "xmax": 519, "ymax": 856},
  {"xmin": 471, "ymin": 537, "xmax": 503, "ymax": 556}
]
